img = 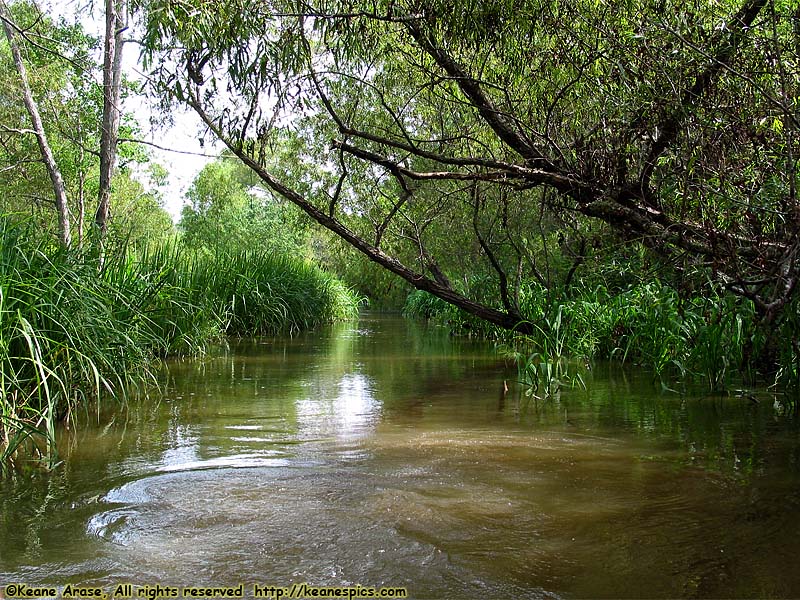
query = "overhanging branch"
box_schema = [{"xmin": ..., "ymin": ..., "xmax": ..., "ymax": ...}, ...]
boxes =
[{"xmin": 186, "ymin": 88, "xmax": 535, "ymax": 334}]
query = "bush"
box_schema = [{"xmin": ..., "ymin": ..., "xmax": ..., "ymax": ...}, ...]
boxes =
[{"xmin": 403, "ymin": 279, "xmax": 793, "ymax": 392}]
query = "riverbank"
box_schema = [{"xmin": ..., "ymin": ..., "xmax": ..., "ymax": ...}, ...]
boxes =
[
  {"xmin": 404, "ymin": 285, "xmax": 800, "ymax": 394},
  {"xmin": 0, "ymin": 217, "xmax": 360, "ymax": 469}
]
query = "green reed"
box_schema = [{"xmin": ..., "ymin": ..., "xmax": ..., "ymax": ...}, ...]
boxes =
[
  {"xmin": 506, "ymin": 305, "xmax": 586, "ymax": 400},
  {"xmin": 0, "ymin": 219, "xmax": 155, "ymax": 468},
  {"xmin": 127, "ymin": 243, "xmax": 362, "ymax": 345},
  {"xmin": 0, "ymin": 217, "xmax": 361, "ymax": 469},
  {"xmin": 404, "ymin": 281, "xmax": 794, "ymax": 394}
]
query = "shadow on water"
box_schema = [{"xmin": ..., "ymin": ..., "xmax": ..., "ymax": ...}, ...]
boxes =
[{"xmin": 2, "ymin": 313, "xmax": 800, "ymax": 598}]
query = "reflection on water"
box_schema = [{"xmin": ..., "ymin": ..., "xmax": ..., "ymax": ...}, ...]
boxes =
[
  {"xmin": 296, "ymin": 371, "xmax": 380, "ymax": 442},
  {"xmin": 1, "ymin": 314, "xmax": 800, "ymax": 598}
]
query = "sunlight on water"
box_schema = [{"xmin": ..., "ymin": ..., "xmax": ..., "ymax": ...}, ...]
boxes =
[
  {"xmin": 333, "ymin": 372, "xmax": 380, "ymax": 437},
  {"xmin": 295, "ymin": 371, "xmax": 380, "ymax": 442},
  {"xmin": 154, "ymin": 455, "xmax": 292, "ymax": 473}
]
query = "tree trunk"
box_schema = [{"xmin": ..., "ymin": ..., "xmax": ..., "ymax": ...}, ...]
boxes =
[
  {"xmin": 76, "ymin": 119, "xmax": 85, "ymax": 246},
  {"xmin": 95, "ymin": 0, "xmax": 126, "ymax": 255},
  {"xmin": 1, "ymin": 1, "xmax": 71, "ymax": 247}
]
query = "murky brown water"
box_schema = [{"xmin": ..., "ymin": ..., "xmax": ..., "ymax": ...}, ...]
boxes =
[{"xmin": 2, "ymin": 314, "xmax": 800, "ymax": 598}]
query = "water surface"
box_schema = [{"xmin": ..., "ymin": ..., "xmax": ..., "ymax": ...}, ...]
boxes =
[{"xmin": 2, "ymin": 314, "xmax": 800, "ymax": 598}]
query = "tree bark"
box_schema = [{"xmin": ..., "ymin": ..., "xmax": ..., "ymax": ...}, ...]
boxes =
[{"xmin": 95, "ymin": 0, "xmax": 126, "ymax": 252}]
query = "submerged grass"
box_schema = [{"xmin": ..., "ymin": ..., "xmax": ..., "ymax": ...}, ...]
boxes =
[{"xmin": 0, "ymin": 217, "xmax": 360, "ymax": 469}]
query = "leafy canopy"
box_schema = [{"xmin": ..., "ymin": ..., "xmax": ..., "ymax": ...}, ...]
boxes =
[{"xmin": 138, "ymin": 0, "xmax": 799, "ymax": 330}]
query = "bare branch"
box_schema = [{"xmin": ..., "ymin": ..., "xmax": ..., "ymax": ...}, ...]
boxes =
[
  {"xmin": 472, "ymin": 183, "xmax": 515, "ymax": 314},
  {"xmin": 118, "ymin": 137, "xmax": 225, "ymax": 158},
  {"xmin": 333, "ymin": 139, "xmax": 583, "ymax": 189}
]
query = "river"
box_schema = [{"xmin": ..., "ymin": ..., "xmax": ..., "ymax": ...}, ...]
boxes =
[{"xmin": 1, "ymin": 314, "xmax": 799, "ymax": 598}]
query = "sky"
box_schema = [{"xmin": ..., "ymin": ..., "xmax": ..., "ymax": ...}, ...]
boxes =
[{"xmin": 44, "ymin": 0, "xmax": 217, "ymax": 221}]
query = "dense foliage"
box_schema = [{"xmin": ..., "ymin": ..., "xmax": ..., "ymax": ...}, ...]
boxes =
[
  {"xmin": 180, "ymin": 155, "xmax": 311, "ymax": 256},
  {"xmin": 137, "ymin": 0, "xmax": 799, "ymax": 372},
  {"xmin": 0, "ymin": 1, "xmax": 159, "ymax": 245},
  {"xmin": 406, "ymin": 281, "xmax": 800, "ymax": 393},
  {"xmin": 0, "ymin": 217, "xmax": 360, "ymax": 468}
]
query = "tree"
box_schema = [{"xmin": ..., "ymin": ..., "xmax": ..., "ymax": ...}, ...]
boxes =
[
  {"xmin": 1, "ymin": 0, "xmax": 133, "ymax": 251},
  {"xmin": 180, "ymin": 154, "xmax": 310, "ymax": 256},
  {"xmin": 107, "ymin": 166, "xmax": 173, "ymax": 247},
  {"xmin": 140, "ymin": 0, "xmax": 799, "ymax": 334},
  {"xmin": 0, "ymin": 0, "xmax": 71, "ymax": 245},
  {"xmin": 95, "ymin": 0, "xmax": 127, "ymax": 250}
]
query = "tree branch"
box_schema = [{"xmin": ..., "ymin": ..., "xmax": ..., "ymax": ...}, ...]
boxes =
[
  {"xmin": 332, "ymin": 139, "xmax": 582, "ymax": 189},
  {"xmin": 186, "ymin": 88, "xmax": 534, "ymax": 334},
  {"xmin": 1, "ymin": 0, "xmax": 71, "ymax": 246},
  {"xmin": 405, "ymin": 19, "xmax": 555, "ymax": 170},
  {"xmin": 472, "ymin": 183, "xmax": 515, "ymax": 314},
  {"xmin": 639, "ymin": 0, "xmax": 769, "ymax": 189}
]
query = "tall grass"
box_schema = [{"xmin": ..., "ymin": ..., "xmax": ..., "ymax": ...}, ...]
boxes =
[
  {"xmin": 405, "ymin": 281, "xmax": 795, "ymax": 393},
  {"xmin": 127, "ymin": 242, "xmax": 361, "ymax": 346},
  {"xmin": 0, "ymin": 217, "xmax": 361, "ymax": 469},
  {"xmin": 506, "ymin": 306, "xmax": 586, "ymax": 400},
  {"xmin": 0, "ymin": 220, "xmax": 157, "ymax": 468}
]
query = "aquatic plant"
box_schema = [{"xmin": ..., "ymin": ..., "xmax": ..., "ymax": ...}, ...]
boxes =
[
  {"xmin": 0, "ymin": 219, "xmax": 156, "ymax": 468},
  {"xmin": 502, "ymin": 305, "xmax": 586, "ymax": 400},
  {"xmin": 405, "ymin": 279, "xmax": 793, "ymax": 394},
  {"xmin": 128, "ymin": 243, "xmax": 362, "ymax": 345},
  {"xmin": 0, "ymin": 216, "xmax": 361, "ymax": 469}
]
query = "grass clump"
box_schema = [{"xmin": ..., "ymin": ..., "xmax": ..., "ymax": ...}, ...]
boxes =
[
  {"xmin": 0, "ymin": 217, "xmax": 360, "ymax": 469},
  {"xmin": 404, "ymin": 281, "xmax": 797, "ymax": 394},
  {"xmin": 0, "ymin": 220, "xmax": 156, "ymax": 468}
]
